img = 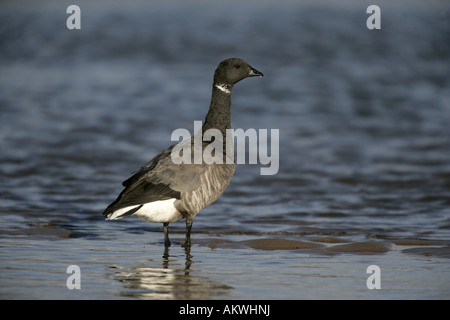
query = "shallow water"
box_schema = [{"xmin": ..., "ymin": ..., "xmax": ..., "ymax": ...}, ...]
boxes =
[{"xmin": 1, "ymin": 0, "xmax": 450, "ymax": 299}]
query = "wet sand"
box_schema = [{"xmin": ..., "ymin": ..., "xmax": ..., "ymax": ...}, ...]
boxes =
[
  {"xmin": 1, "ymin": 222, "xmax": 449, "ymax": 300},
  {"xmin": 3, "ymin": 222, "xmax": 449, "ymax": 259}
]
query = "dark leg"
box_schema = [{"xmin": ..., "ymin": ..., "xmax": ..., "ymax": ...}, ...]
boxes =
[
  {"xmin": 183, "ymin": 218, "xmax": 193, "ymax": 248},
  {"xmin": 162, "ymin": 244, "xmax": 170, "ymax": 269},
  {"xmin": 163, "ymin": 222, "xmax": 171, "ymax": 247}
]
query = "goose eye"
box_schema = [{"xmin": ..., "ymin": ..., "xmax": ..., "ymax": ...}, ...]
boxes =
[{"xmin": 235, "ymin": 65, "xmax": 240, "ymax": 69}]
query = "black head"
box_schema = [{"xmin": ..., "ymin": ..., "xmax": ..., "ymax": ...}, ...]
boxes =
[{"xmin": 213, "ymin": 58, "xmax": 263, "ymax": 86}]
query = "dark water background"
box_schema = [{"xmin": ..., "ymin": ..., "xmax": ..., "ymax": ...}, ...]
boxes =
[{"xmin": 1, "ymin": 0, "xmax": 449, "ymax": 299}]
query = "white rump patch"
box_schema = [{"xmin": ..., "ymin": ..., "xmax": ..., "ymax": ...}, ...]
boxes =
[{"xmin": 106, "ymin": 198, "xmax": 183, "ymax": 223}]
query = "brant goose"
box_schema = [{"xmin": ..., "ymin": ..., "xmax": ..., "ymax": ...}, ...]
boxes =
[{"xmin": 103, "ymin": 58, "xmax": 263, "ymax": 247}]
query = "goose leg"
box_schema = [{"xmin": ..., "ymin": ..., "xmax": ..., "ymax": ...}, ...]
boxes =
[
  {"xmin": 184, "ymin": 218, "xmax": 193, "ymax": 247},
  {"xmin": 163, "ymin": 222, "xmax": 171, "ymax": 247}
]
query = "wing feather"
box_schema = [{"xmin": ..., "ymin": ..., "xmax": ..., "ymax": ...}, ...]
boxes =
[{"xmin": 103, "ymin": 140, "xmax": 211, "ymax": 217}]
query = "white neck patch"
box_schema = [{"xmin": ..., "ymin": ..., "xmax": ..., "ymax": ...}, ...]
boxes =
[{"xmin": 215, "ymin": 83, "xmax": 231, "ymax": 94}]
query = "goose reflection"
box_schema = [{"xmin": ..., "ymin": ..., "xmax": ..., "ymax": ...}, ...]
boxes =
[{"xmin": 109, "ymin": 245, "xmax": 231, "ymax": 299}]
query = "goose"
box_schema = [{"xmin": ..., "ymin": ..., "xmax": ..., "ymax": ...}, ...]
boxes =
[{"xmin": 103, "ymin": 58, "xmax": 263, "ymax": 247}]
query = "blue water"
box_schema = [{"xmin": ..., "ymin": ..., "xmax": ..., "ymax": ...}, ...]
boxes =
[{"xmin": 1, "ymin": 0, "xmax": 449, "ymax": 299}]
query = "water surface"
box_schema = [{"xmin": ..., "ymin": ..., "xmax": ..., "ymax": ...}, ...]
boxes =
[{"xmin": 1, "ymin": 0, "xmax": 449, "ymax": 299}]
